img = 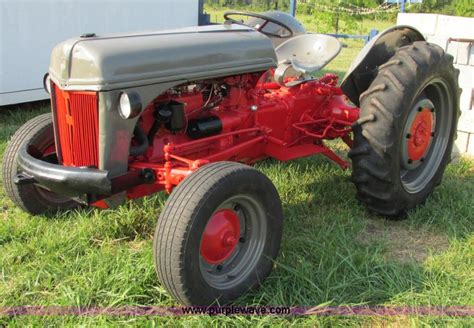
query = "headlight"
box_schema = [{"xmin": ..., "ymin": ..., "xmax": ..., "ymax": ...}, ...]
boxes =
[
  {"xmin": 119, "ymin": 91, "xmax": 142, "ymax": 119},
  {"xmin": 43, "ymin": 73, "xmax": 51, "ymax": 94}
]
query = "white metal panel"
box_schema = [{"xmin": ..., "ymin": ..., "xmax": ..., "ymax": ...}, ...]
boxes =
[
  {"xmin": 0, "ymin": 0, "xmax": 198, "ymax": 105},
  {"xmin": 435, "ymin": 15, "xmax": 474, "ymax": 39},
  {"xmin": 396, "ymin": 13, "xmax": 438, "ymax": 36}
]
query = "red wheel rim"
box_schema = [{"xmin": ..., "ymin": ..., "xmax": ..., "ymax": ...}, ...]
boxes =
[
  {"xmin": 200, "ymin": 209, "xmax": 241, "ymax": 264},
  {"xmin": 407, "ymin": 107, "xmax": 434, "ymax": 162}
]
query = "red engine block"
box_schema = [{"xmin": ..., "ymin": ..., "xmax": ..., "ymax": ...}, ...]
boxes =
[{"xmin": 116, "ymin": 71, "xmax": 359, "ymax": 203}]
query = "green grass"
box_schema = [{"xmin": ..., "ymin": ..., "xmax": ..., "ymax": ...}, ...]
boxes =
[{"xmin": 1, "ymin": 28, "xmax": 473, "ymax": 326}]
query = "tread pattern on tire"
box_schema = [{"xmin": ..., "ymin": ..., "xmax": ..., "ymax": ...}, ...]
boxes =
[
  {"xmin": 349, "ymin": 41, "xmax": 460, "ymax": 218},
  {"xmin": 2, "ymin": 113, "xmax": 75, "ymax": 214},
  {"xmin": 153, "ymin": 162, "xmax": 279, "ymax": 305}
]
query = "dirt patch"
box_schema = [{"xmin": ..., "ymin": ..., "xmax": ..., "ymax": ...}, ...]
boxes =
[{"xmin": 357, "ymin": 218, "xmax": 450, "ymax": 264}]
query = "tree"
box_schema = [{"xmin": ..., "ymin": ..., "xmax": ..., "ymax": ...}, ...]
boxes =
[{"xmin": 453, "ymin": 0, "xmax": 474, "ymax": 17}]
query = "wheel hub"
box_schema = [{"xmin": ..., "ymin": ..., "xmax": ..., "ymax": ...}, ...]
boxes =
[
  {"xmin": 200, "ymin": 209, "xmax": 240, "ymax": 264},
  {"xmin": 402, "ymin": 99, "xmax": 435, "ymax": 170},
  {"xmin": 408, "ymin": 109, "xmax": 433, "ymax": 161}
]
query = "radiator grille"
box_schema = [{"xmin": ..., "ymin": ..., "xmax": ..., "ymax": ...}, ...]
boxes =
[{"xmin": 53, "ymin": 85, "xmax": 99, "ymax": 167}]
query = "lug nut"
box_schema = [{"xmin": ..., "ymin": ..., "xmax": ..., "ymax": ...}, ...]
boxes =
[
  {"xmin": 408, "ymin": 159, "xmax": 413, "ymax": 164},
  {"xmin": 406, "ymin": 133, "xmax": 411, "ymax": 139},
  {"xmin": 239, "ymin": 237, "xmax": 245, "ymax": 243}
]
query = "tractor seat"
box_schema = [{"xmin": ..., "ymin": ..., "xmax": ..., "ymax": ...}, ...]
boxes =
[{"xmin": 274, "ymin": 34, "xmax": 341, "ymax": 85}]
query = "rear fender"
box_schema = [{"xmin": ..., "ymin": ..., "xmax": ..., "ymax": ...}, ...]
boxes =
[{"xmin": 340, "ymin": 26, "xmax": 425, "ymax": 106}]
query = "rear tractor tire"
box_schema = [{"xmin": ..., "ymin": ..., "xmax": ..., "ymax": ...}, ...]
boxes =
[
  {"xmin": 2, "ymin": 113, "xmax": 77, "ymax": 215},
  {"xmin": 153, "ymin": 162, "xmax": 284, "ymax": 305},
  {"xmin": 349, "ymin": 41, "xmax": 460, "ymax": 218}
]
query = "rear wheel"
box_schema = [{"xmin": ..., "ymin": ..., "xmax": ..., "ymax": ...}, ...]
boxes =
[
  {"xmin": 349, "ymin": 41, "xmax": 460, "ymax": 218},
  {"xmin": 2, "ymin": 113, "xmax": 77, "ymax": 215},
  {"xmin": 153, "ymin": 162, "xmax": 283, "ymax": 305}
]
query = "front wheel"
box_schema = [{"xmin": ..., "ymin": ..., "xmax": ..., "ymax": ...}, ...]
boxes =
[
  {"xmin": 153, "ymin": 162, "xmax": 284, "ymax": 305},
  {"xmin": 2, "ymin": 113, "xmax": 77, "ymax": 215},
  {"xmin": 349, "ymin": 41, "xmax": 460, "ymax": 218}
]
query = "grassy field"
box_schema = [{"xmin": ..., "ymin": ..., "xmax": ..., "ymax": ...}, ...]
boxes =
[{"xmin": 1, "ymin": 15, "xmax": 473, "ymax": 326}]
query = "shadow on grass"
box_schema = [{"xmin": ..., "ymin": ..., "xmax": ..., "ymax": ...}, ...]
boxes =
[{"xmin": 239, "ymin": 157, "xmax": 473, "ymax": 307}]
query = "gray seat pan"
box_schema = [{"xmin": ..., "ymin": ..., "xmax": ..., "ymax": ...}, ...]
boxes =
[{"xmin": 275, "ymin": 34, "xmax": 341, "ymax": 74}]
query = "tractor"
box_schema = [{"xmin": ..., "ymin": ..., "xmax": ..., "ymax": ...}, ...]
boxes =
[{"xmin": 3, "ymin": 11, "xmax": 459, "ymax": 305}]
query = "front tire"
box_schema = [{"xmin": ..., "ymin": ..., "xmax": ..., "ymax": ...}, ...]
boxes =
[
  {"xmin": 153, "ymin": 162, "xmax": 283, "ymax": 305},
  {"xmin": 2, "ymin": 113, "xmax": 77, "ymax": 215},
  {"xmin": 349, "ymin": 41, "xmax": 460, "ymax": 218}
]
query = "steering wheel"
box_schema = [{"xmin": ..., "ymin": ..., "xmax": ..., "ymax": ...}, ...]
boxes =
[{"xmin": 223, "ymin": 11, "xmax": 293, "ymax": 38}]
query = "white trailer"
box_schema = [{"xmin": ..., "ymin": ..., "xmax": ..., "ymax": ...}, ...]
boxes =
[{"xmin": 0, "ymin": 0, "xmax": 199, "ymax": 106}]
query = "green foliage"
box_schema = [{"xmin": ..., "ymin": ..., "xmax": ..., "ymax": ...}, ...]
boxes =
[
  {"xmin": 206, "ymin": 0, "xmax": 474, "ymax": 17},
  {"xmin": 205, "ymin": 0, "xmax": 397, "ymax": 34},
  {"xmin": 452, "ymin": 0, "xmax": 474, "ymax": 17},
  {"xmin": 206, "ymin": 0, "xmax": 289, "ymax": 10},
  {"xmin": 410, "ymin": 0, "xmax": 473, "ymax": 17},
  {"xmin": 206, "ymin": 0, "xmax": 387, "ymax": 11}
]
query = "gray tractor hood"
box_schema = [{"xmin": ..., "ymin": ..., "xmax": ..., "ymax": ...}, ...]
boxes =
[{"xmin": 49, "ymin": 25, "xmax": 277, "ymax": 91}]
